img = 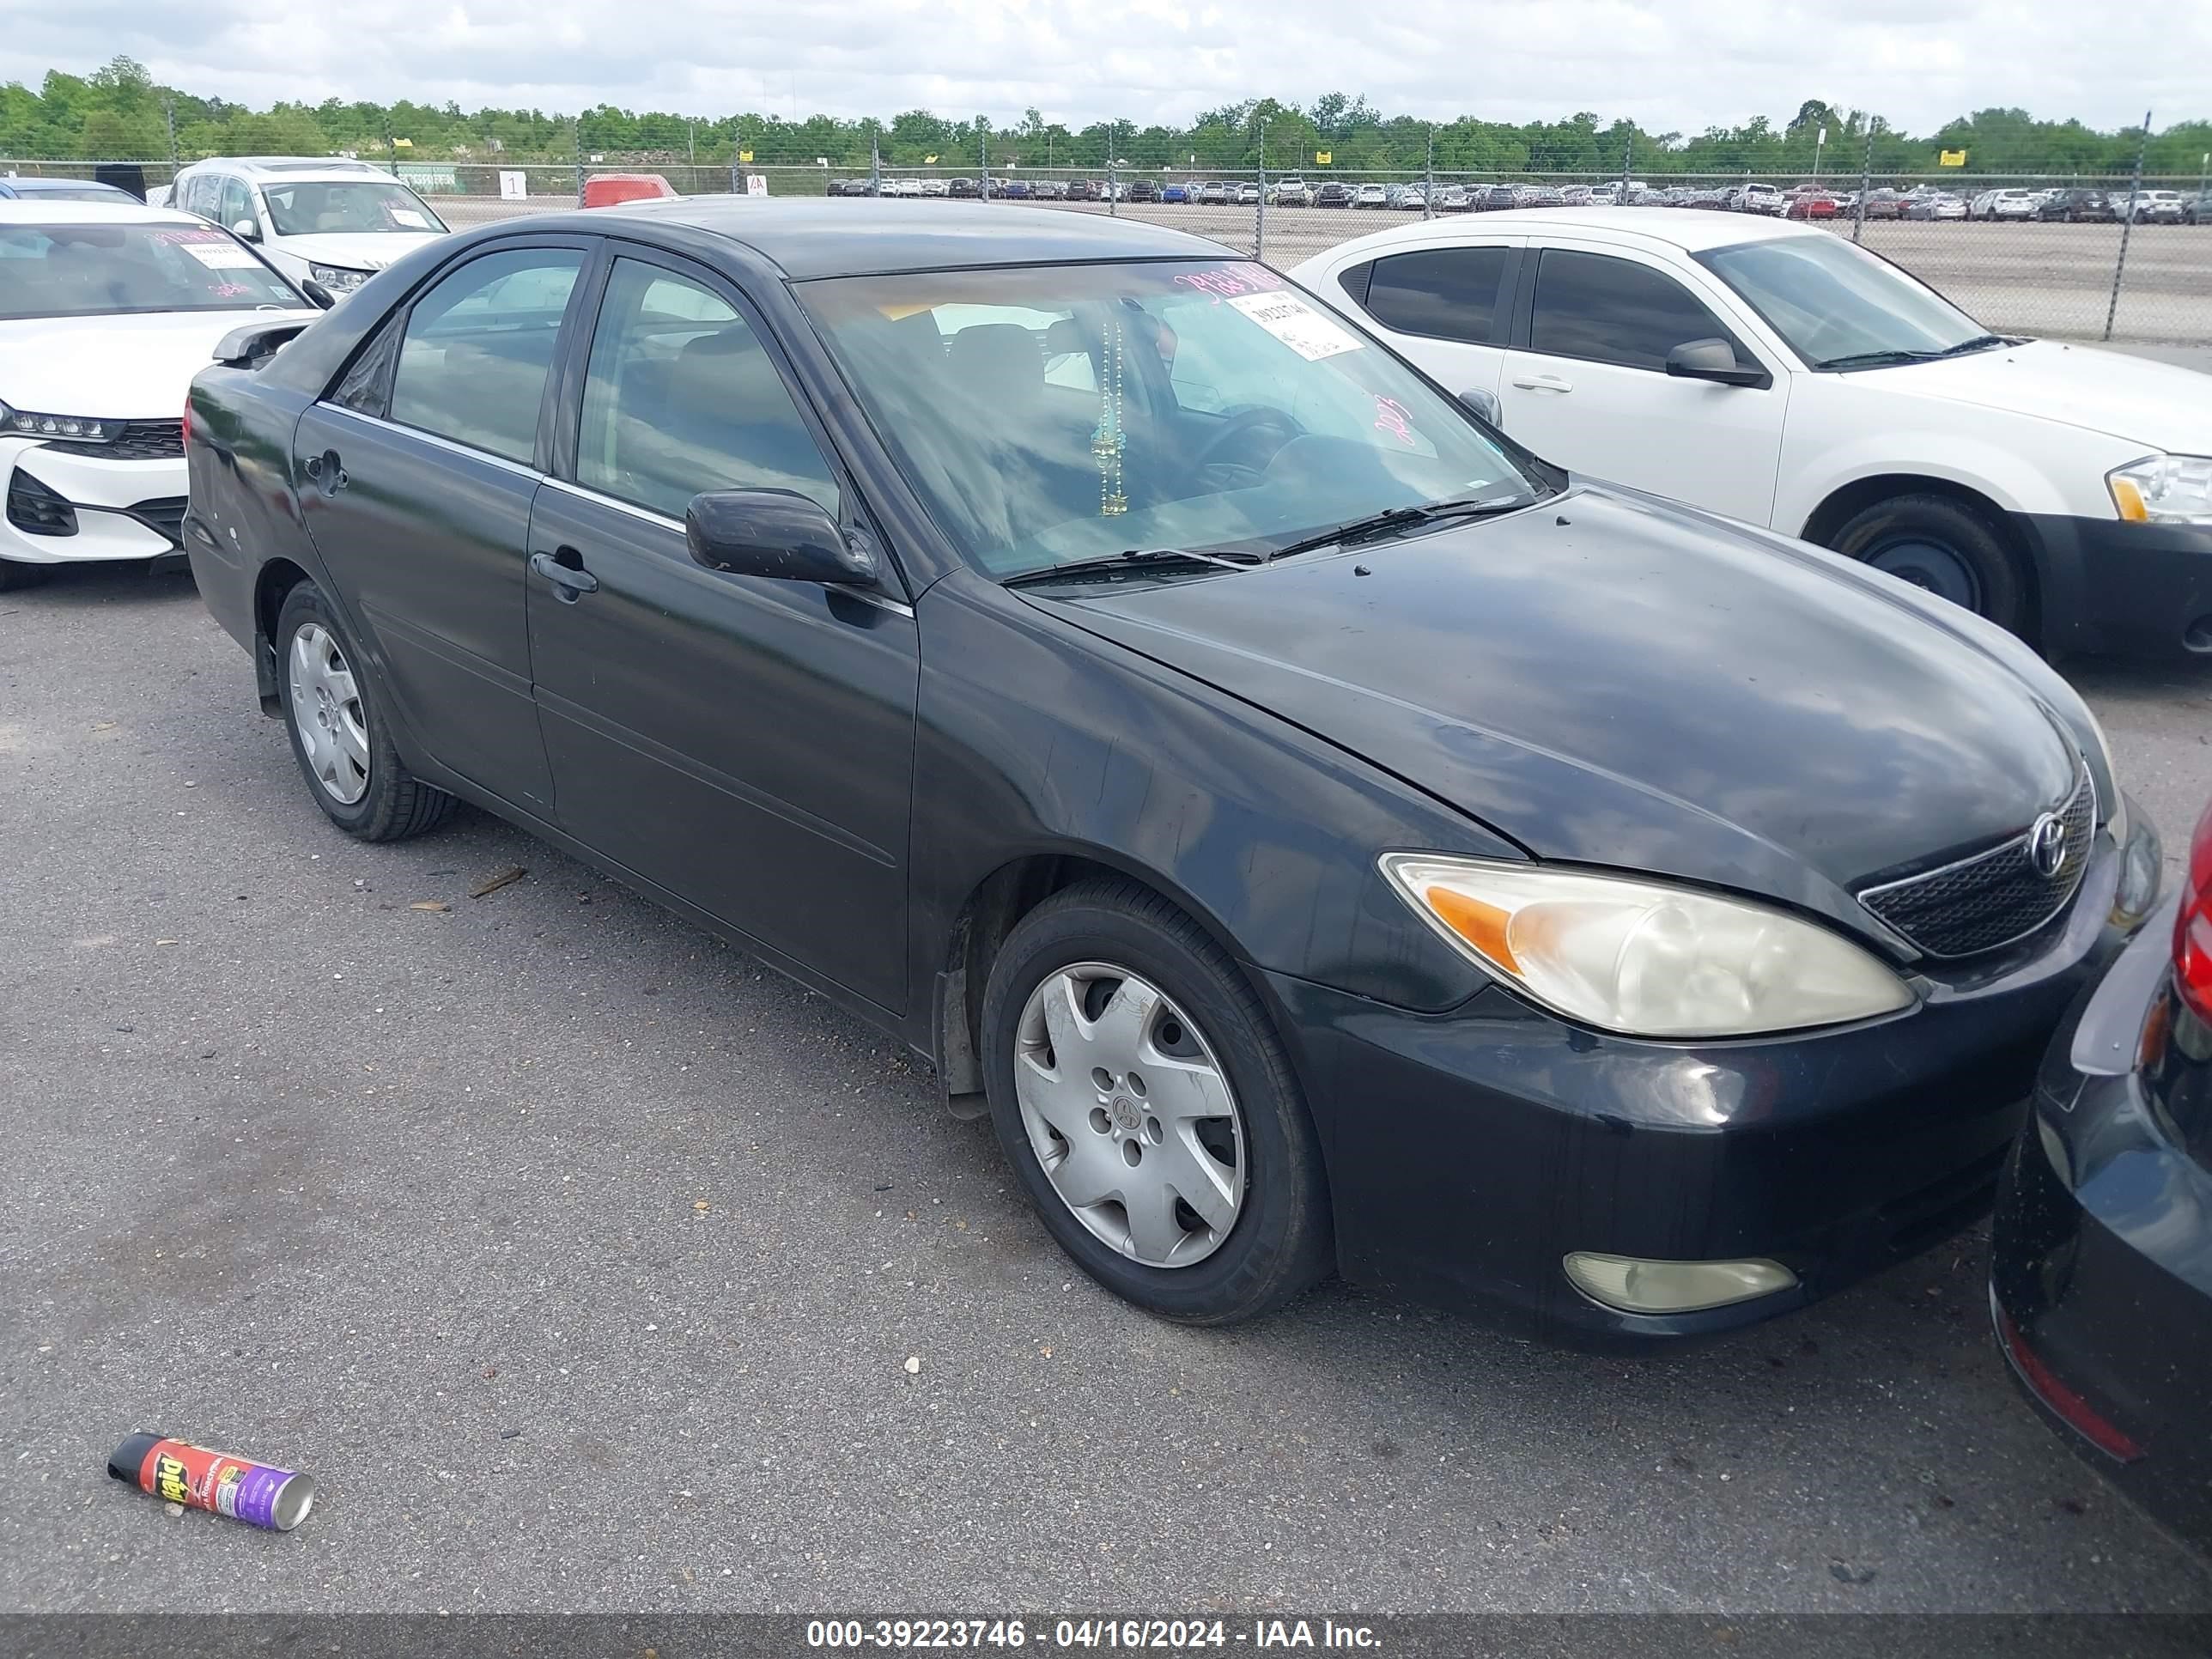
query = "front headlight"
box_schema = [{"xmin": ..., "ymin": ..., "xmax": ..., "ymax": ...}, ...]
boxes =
[
  {"xmin": 309, "ymin": 264, "xmax": 371, "ymax": 294},
  {"xmin": 2107, "ymin": 453, "xmax": 2212, "ymax": 526},
  {"xmin": 1380, "ymin": 855, "xmax": 1915, "ymax": 1039},
  {"xmin": 0, "ymin": 400, "xmax": 118, "ymax": 442}
]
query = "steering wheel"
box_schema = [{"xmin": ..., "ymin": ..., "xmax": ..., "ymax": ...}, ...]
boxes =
[{"xmin": 1189, "ymin": 406, "xmax": 1301, "ymax": 484}]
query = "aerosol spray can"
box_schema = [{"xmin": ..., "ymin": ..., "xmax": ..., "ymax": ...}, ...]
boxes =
[{"xmin": 107, "ymin": 1432, "xmax": 316, "ymax": 1531}]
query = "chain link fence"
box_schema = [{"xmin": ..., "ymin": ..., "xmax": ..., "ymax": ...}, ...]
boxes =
[{"xmin": 6, "ymin": 154, "xmax": 2207, "ymax": 344}]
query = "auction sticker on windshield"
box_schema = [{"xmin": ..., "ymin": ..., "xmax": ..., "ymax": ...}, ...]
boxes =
[
  {"xmin": 179, "ymin": 242, "xmax": 266, "ymax": 270},
  {"xmin": 1225, "ymin": 290, "xmax": 1363, "ymax": 362}
]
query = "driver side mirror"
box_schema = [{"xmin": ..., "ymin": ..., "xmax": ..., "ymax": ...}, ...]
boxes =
[
  {"xmin": 299, "ymin": 279, "xmax": 337, "ymax": 311},
  {"xmin": 685, "ymin": 489, "xmax": 880, "ymax": 588},
  {"xmin": 1458, "ymin": 387, "xmax": 1503, "ymax": 428},
  {"xmin": 229, "ymin": 217, "xmax": 260, "ymax": 242},
  {"xmin": 1665, "ymin": 337, "xmax": 1767, "ymax": 387}
]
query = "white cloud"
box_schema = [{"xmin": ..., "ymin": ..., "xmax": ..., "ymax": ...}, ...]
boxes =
[{"xmin": 1, "ymin": 0, "xmax": 2203, "ymax": 136}]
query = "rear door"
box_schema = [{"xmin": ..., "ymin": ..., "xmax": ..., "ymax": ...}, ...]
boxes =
[
  {"xmin": 291, "ymin": 238, "xmax": 592, "ymax": 815},
  {"xmin": 525, "ymin": 248, "xmax": 920, "ymax": 1014},
  {"xmin": 1497, "ymin": 241, "xmax": 1788, "ymax": 526}
]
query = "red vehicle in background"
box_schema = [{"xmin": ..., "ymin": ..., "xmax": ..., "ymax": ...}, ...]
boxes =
[
  {"xmin": 581, "ymin": 173, "xmax": 679, "ymax": 209},
  {"xmin": 1786, "ymin": 189, "xmax": 1839, "ymax": 220}
]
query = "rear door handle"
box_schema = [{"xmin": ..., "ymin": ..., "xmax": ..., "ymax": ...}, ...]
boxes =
[
  {"xmin": 530, "ymin": 548, "xmax": 599, "ymax": 601},
  {"xmin": 301, "ymin": 451, "xmax": 347, "ymax": 493},
  {"xmin": 1510, "ymin": 373, "xmax": 1574, "ymax": 393}
]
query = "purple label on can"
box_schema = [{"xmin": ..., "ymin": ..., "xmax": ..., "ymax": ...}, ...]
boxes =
[{"xmin": 220, "ymin": 1462, "xmax": 291, "ymax": 1529}]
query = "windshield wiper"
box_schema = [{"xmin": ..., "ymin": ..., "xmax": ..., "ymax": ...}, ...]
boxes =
[
  {"xmin": 1815, "ymin": 335, "xmax": 2011, "ymax": 371},
  {"xmin": 1267, "ymin": 493, "xmax": 1531, "ymax": 561},
  {"xmin": 1000, "ymin": 546, "xmax": 1260, "ymax": 588}
]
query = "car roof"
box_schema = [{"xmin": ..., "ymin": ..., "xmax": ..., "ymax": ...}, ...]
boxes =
[
  {"xmin": 0, "ymin": 199, "xmax": 208, "ymax": 227},
  {"xmin": 0, "ymin": 176, "xmax": 131, "ymax": 195},
  {"xmin": 1309, "ymin": 206, "xmax": 1820, "ymax": 259},
  {"xmin": 565, "ymin": 197, "xmax": 1236, "ymax": 279},
  {"xmin": 180, "ymin": 156, "xmax": 389, "ymax": 179}
]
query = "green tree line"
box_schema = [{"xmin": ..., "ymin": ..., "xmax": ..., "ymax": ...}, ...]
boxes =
[{"xmin": 6, "ymin": 58, "xmax": 2209, "ymax": 180}]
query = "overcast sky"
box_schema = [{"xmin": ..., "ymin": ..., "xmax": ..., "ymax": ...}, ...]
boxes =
[{"xmin": 3, "ymin": 0, "xmax": 2203, "ymax": 136}]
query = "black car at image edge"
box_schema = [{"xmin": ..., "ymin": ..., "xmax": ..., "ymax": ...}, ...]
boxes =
[
  {"xmin": 1993, "ymin": 793, "xmax": 2212, "ymax": 1551},
  {"xmin": 182, "ymin": 200, "xmax": 2164, "ymax": 1348}
]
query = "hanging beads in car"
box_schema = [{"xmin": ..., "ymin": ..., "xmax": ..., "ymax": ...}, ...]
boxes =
[{"xmin": 1092, "ymin": 315, "xmax": 1127, "ymax": 516}]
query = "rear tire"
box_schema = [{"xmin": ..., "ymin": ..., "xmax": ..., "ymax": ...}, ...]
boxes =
[
  {"xmin": 980, "ymin": 880, "xmax": 1333, "ymax": 1325},
  {"xmin": 1830, "ymin": 492, "xmax": 2028, "ymax": 637},
  {"xmin": 275, "ymin": 580, "xmax": 456, "ymax": 842},
  {"xmin": 0, "ymin": 557, "xmax": 52, "ymax": 592}
]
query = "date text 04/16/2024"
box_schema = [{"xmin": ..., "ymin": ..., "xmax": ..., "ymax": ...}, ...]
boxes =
[{"xmin": 804, "ymin": 1620, "xmax": 1383, "ymax": 1650}]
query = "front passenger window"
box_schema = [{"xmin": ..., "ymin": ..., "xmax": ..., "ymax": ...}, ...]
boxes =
[
  {"xmin": 389, "ymin": 247, "xmax": 583, "ymax": 465},
  {"xmin": 575, "ymin": 258, "xmax": 842, "ymax": 522},
  {"xmin": 1528, "ymin": 248, "xmax": 1749, "ymax": 374}
]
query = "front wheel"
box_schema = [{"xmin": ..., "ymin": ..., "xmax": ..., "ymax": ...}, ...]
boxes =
[
  {"xmin": 980, "ymin": 881, "xmax": 1334, "ymax": 1325},
  {"xmin": 275, "ymin": 580, "xmax": 457, "ymax": 842},
  {"xmin": 1830, "ymin": 492, "xmax": 2028, "ymax": 637}
]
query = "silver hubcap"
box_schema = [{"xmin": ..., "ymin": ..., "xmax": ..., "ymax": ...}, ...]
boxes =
[
  {"xmin": 287, "ymin": 623, "xmax": 369, "ymax": 805},
  {"xmin": 1014, "ymin": 962, "xmax": 1246, "ymax": 1268}
]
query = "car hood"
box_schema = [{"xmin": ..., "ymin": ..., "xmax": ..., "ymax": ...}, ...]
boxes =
[
  {"xmin": 0, "ymin": 309, "xmax": 319, "ymax": 417},
  {"xmin": 1879, "ymin": 339, "xmax": 2212, "ymax": 452},
  {"xmin": 1037, "ymin": 488, "xmax": 2082, "ymax": 950},
  {"xmin": 266, "ymin": 231, "xmax": 446, "ymax": 272}
]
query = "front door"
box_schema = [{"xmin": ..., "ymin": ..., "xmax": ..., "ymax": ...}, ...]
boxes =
[
  {"xmin": 1497, "ymin": 244, "xmax": 1788, "ymax": 526},
  {"xmin": 293, "ymin": 241, "xmax": 592, "ymax": 815},
  {"xmin": 525, "ymin": 252, "xmax": 920, "ymax": 1014}
]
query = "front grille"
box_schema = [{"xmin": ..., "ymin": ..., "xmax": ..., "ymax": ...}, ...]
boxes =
[
  {"xmin": 128, "ymin": 497, "xmax": 186, "ymax": 548},
  {"xmin": 1859, "ymin": 766, "xmax": 2095, "ymax": 958},
  {"xmin": 46, "ymin": 421, "xmax": 184, "ymax": 461},
  {"xmin": 6, "ymin": 469, "xmax": 76, "ymax": 536}
]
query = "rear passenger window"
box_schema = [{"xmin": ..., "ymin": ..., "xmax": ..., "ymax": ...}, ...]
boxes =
[
  {"xmin": 1336, "ymin": 260, "xmax": 1373, "ymax": 308},
  {"xmin": 1528, "ymin": 248, "xmax": 1743, "ymax": 373},
  {"xmin": 389, "ymin": 247, "xmax": 583, "ymax": 465},
  {"xmin": 1363, "ymin": 247, "xmax": 1513, "ymax": 345},
  {"xmin": 574, "ymin": 258, "xmax": 841, "ymax": 521}
]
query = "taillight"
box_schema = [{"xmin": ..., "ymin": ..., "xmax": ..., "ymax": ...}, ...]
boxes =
[
  {"xmin": 2175, "ymin": 798, "xmax": 2212, "ymax": 1024},
  {"xmin": 181, "ymin": 392, "xmax": 193, "ymax": 451}
]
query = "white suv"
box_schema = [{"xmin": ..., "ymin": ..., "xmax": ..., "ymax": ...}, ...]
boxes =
[
  {"xmin": 169, "ymin": 157, "xmax": 449, "ymax": 298},
  {"xmin": 1296, "ymin": 208, "xmax": 2212, "ymax": 659}
]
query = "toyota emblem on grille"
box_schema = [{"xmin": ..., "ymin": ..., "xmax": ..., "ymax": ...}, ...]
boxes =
[{"xmin": 2027, "ymin": 811, "xmax": 2068, "ymax": 878}]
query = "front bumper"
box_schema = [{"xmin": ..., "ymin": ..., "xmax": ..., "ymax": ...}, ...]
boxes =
[
  {"xmin": 1273, "ymin": 830, "xmax": 2147, "ymax": 1350},
  {"xmin": 2015, "ymin": 511, "xmax": 2212, "ymax": 660},
  {"xmin": 1, "ymin": 438, "xmax": 186, "ymax": 566},
  {"xmin": 1990, "ymin": 895, "xmax": 2212, "ymax": 1554}
]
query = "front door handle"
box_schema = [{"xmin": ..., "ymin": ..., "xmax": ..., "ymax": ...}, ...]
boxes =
[
  {"xmin": 1510, "ymin": 373, "xmax": 1574, "ymax": 393},
  {"xmin": 530, "ymin": 548, "xmax": 599, "ymax": 601}
]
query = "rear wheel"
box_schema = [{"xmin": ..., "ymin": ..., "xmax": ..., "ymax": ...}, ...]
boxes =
[
  {"xmin": 981, "ymin": 881, "xmax": 1333, "ymax": 1325},
  {"xmin": 276, "ymin": 580, "xmax": 456, "ymax": 842},
  {"xmin": 1830, "ymin": 492, "xmax": 2028, "ymax": 636}
]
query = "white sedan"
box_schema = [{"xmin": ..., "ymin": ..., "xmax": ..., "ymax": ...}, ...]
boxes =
[
  {"xmin": 0, "ymin": 201, "xmax": 319, "ymax": 588},
  {"xmin": 1293, "ymin": 207, "xmax": 2212, "ymax": 658}
]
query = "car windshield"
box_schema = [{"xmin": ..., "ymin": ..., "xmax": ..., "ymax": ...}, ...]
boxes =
[
  {"xmin": 259, "ymin": 180, "xmax": 446, "ymax": 236},
  {"xmin": 0, "ymin": 221, "xmax": 301, "ymax": 320},
  {"xmin": 797, "ymin": 259, "xmax": 1544, "ymax": 577},
  {"xmin": 1695, "ymin": 234, "xmax": 1990, "ymax": 368}
]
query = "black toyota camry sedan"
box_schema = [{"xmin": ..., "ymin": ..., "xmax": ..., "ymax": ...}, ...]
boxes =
[
  {"xmin": 184, "ymin": 201, "xmax": 2165, "ymax": 1346},
  {"xmin": 1991, "ymin": 793, "xmax": 2211, "ymax": 1549}
]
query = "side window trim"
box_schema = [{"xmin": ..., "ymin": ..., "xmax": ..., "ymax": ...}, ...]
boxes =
[
  {"xmin": 552, "ymin": 240, "xmax": 864, "ymax": 531},
  {"xmin": 373, "ymin": 235, "xmax": 600, "ymax": 473}
]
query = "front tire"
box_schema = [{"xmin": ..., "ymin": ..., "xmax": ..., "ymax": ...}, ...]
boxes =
[
  {"xmin": 981, "ymin": 880, "xmax": 1333, "ymax": 1325},
  {"xmin": 275, "ymin": 580, "xmax": 456, "ymax": 842},
  {"xmin": 1830, "ymin": 492, "xmax": 2028, "ymax": 636}
]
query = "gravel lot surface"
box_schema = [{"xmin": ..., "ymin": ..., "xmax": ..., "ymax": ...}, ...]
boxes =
[{"xmin": 5, "ymin": 477, "xmax": 2212, "ymax": 1615}]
